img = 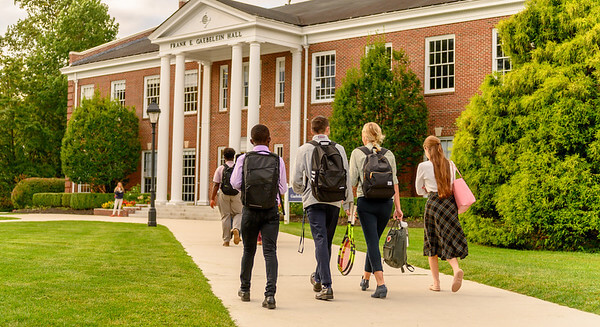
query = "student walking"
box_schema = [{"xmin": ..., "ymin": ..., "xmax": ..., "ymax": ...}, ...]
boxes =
[
  {"xmin": 348, "ymin": 122, "xmax": 403, "ymax": 299},
  {"xmin": 291, "ymin": 116, "xmax": 352, "ymax": 301},
  {"xmin": 210, "ymin": 147, "xmax": 242, "ymax": 247},
  {"xmin": 415, "ymin": 135, "xmax": 468, "ymax": 292},
  {"xmin": 111, "ymin": 182, "xmax": 125, "ymax": 217},
  {"xmin": 230, "ymin": 124, "xmax": 287, "ymax": 309}
]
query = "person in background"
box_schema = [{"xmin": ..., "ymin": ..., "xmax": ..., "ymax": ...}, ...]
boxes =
[
  {"xmin": 210, "ymin": 147, "xmax": 242, "ymax": 247},
  {"xmin": 111, "ymin": 182, "xmax": 125, "ymax": 217},
  {"xmin": 415, "ymin": 135, "xmax": 468, "ymax": 292}
]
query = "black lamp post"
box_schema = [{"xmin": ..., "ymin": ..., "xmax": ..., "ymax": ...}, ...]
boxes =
[{"xmin": 147, "ymin": 101, "xmax": 161, "ymax": 227}]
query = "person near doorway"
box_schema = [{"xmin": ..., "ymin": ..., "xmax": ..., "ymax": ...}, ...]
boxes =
[{"xmin": 210, "ymin": 147, "xmax": 242, "ymax": 247}]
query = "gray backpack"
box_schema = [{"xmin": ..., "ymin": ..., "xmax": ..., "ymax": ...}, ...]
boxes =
[{"xmin": 383, "ymin": 220, "xmax": 414, "ymax": 273}]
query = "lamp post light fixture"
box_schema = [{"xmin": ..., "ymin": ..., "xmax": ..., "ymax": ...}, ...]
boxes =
[{"xmin": 147, "ymin": 101, "xmax": 161, "ymax": 227}]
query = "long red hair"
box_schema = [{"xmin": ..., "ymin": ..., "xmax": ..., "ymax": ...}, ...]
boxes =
[{"xmin": 424, "ymin": 136, "xmax": 451, "ymax": 198}]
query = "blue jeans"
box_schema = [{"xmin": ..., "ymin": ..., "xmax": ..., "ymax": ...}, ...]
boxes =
[
  {"xmin": 306, "ymin": 203, "xmax": 339, "ymax": 287},
  {"xmin": 240, "ymin": 206, "xmax": 280, "ymax": 297},
  {"xmin": 357, "ymin": 197, "xmax": 393, "ymax": 273}
]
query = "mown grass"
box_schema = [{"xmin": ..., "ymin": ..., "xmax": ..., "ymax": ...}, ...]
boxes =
[
  {"xmin": 0, "ymin": 221, "xmax": 235, "ymax": 326},
  {"xmin": 280, "ymin": 221, "xmax": 600, "ymax": 315},
  {"xmin": 0, "ymin": 216, "xmax": 20, "ymax": 220}
]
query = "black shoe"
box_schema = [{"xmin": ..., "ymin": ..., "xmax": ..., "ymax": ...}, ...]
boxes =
[
  {"xmin": 262, "ymin": 296, "xmax": 276, "ymax": 309},
  {"xmin": 360, "ymin": 278, "xmax": 370, "ymax": 291},
  {"xmin": 238, "ymin": 289, "xmax": 250, "ymax": 302},
  {"xmin": 371, "ymin": 284, "xmax": 387, "ymax": 299},
  {"xmin": 310, "ymin": 272, "xmax": 322, "ymax": 292},
  {"xmin": 315, "ymin": 286, "xmax": 334, "ymax": 300}
]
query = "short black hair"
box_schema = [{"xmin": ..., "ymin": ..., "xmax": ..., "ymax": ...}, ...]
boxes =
[
  {"xmin": 251, "ymin": 124, "xmax": 270, "ymax": 144},
  {"xmin": 311, "ymin": 115, "xmax": 329, "ymax": 134},
  {"xmin": 223, "ymin": 148, "xmax": 235, "ymax": 160}
]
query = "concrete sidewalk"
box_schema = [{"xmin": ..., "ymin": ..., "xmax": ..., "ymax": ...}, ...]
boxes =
[{"xmin": 3, "ymin": 214, "xmax": 599, "ymax": 326}]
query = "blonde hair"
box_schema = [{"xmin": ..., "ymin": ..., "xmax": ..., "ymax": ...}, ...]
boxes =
[
  {"xmin": 362, "ymin": 122, "xmax": 385, "ymax": 148},
  {"xmin": 423, "ymin": 136, "xmax": 452, "ymax": 198}
]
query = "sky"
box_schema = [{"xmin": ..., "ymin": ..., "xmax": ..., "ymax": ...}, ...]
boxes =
[{"xmin": 0, "ymin": 0, "xmax": 309, "ymax": 38}]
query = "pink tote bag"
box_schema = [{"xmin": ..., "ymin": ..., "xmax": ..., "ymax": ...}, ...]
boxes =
[{"xmin": 453, "ymin": 168, "xmax": 476, "ymax": 214}]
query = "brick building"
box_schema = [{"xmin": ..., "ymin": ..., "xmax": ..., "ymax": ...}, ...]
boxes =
[{"xmin": 60, "ymin": 0, "xmax": 522, "ymax": 205}]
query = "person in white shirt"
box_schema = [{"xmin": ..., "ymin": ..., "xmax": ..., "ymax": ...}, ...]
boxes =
[{"xmin": 415, "ymin": 135, "xmax": 468, "ymax": 293}]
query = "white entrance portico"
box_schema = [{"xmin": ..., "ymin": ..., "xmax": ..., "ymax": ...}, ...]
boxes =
[{"xmin": 148, "ymin": 0, "xmax": 304, "ymax": 205}]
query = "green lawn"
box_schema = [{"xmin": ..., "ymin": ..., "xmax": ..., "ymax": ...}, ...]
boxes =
[
  {"xmin": 0, "ymin": 216, "xmax": 20, "ymax": 220},
  {"xmin": 280, "ymin": 221, "xmax": 600, "ymax": 315},
  {"xmin": 0, "ymin": 221, "xmax": 235, "ymax": 326}
]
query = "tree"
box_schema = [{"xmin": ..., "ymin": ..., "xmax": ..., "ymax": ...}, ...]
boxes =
[
  {"xmin": 330, "ymin": 40, "xmax": 428, "ymax": 191},
  {"xmin": 0, "ymin": 0, "xmax": 118, "ymax": 208},
  {"xmin": 61, "ymin": 93, "xmax": 141, "ymax": 193},
  {"xmin": 452, "ymin": 0, "xmax": 600, "ymax": 251}
]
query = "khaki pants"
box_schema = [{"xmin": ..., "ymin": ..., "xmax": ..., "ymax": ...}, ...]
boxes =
[{"xmin": 218, "ymin": 192, "xmax": 242, "ymax": 242}]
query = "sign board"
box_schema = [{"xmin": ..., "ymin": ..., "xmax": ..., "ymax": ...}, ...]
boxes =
[{"xmin": 288, "ymin": 187, "xmax": 303, "ymax": 203}]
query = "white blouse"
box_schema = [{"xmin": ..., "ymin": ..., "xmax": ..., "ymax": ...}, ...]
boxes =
[{"xmin": 415, "ymin": 160, "xmax": 456, "ymax": 196}]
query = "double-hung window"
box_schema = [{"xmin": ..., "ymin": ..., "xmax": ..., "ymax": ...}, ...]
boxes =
[
  {"xmin": 144, "ymin": 75, "xmax": 160, "ymax": 118},
  {"xmin": 365, "ymin": 43, "xmax": 393, "ymax": 68},
  {"xmin": 219, "ymin": 65, "xmax": 228, "ymax": 111},
  {"xmin": 111, "ymin": 80, "xmax": 126, "ymax": 106},
  {"xmin": 312, "ymin": 51, "xmax": 336, "ymax": 103},
  {"xmin": 80, "ymin": 84, "xmax": 94, "ymax": 102},
  {"xmin": 493, "ymin": 29, "xmax": 512, "ymax": 75},
  {"xmin": 275, "ymin": 57, "xmax": 285, "ymax": 106},
  {"xmin": 142, "ymin": 151, "xmax": 157, "ymax": 193},
  {"xmin": 243, "ymin": 62, "xmax": 249, "ymax": 108},
  {"xmin": 425, "ymin": 35, "xmax": 455, "ymax": 94},
  {"xmin": 184, "ymin": 70, "xmax": 198, "ymax": 113}
]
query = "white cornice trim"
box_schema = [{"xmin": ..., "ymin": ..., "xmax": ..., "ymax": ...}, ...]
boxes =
[{"xmin": 61, "ymin": 52, "xmax": 160, "ymax": 81}]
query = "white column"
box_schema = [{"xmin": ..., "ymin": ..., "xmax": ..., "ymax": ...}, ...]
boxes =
[
  {"xmin": 156, "ymin": 55, "xmax": 171, "ymax": 205},
  {"xmin": 198, "ymin": 62, "xmax": 212, "ymax": 205},
  {"xmin": 246, "ymin": 42, "xmax": 261, "ymax": 151},
  {"xmin": 285, "ymin": 48, "xmax": 302, "ymax": 223},
  {"xmin": 229, "ymin": 43, "xmax": 243, "ymax": 153},
  {"xmin": 169, "ymin": 53, "xmax": 186, "ymax": 205}
]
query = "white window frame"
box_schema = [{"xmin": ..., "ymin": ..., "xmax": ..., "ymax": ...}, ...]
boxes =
[
  {"xmin": 275, "ymin": 57, "xmax": 285, "ymax": 107},
  {"xmin": 80, "ymin": 84, "xmax": 94, "ymax": 102},
  {"xmin": 143, "ymin": 75, "xmax": 160, "ymax": 119},
  {"xmin": 311, "ymin": 50, "xmax": 336, "ymax": 104},
  {"xmin": 240, "ymin": 137, "xmax": 247, "ymax": 153},
  {"xmin": 184, "ymin": 70, "xmax": 198, "ymax": 114},
  {"xmin": 219, "ymin": 65, "xmax": 228, "ymax": 112},
  {"xmin": 182, "ymin": 149, "xmax": 196, "ymax": 202},
  {"xmin": 274, "ymin": 144, "xmax": 284, "ymax": 157},
  {"xmin": 217, "ymin": 146, "xmax": 226, "ymax": 166},
  {"xmin": 365, "ymin": 43, "xmax": 393, "ymax": 68},
  {"xmin": 110, "ymin": 80, "xmax": 126, "ymax": 106},
  {"xmin": 492, "ymin": 29, "xmax": 512, "ymax": 75},
  {"xmin": 439, "ymin": 136, "xmax": 454, "ymax": 160},
  {"xmin": 243, "ymin": 62, "xmax": 249, "ymax": 109},
  {"xmin": 141, "ymin": 151, "xmax": 156, "ymax": 194},
  {"xmin": 424, "ymin": 34, "xmax": 455, "ymax": 94},
  {"xmin": 77, "ymin": 183, "xmax": 91, "ymax": 193}
]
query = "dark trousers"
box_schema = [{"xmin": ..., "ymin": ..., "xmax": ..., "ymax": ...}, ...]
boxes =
[
  {"xmin": 357, "ymin": 197, "xmax": 393, "ymax": 273},
  {"xmin": 240, "ymin": 206, "xmax": 280, "ymax": 297},
  {"xmin": 306, "ymin": 203, "xmax": 339, "ymax": 287}
]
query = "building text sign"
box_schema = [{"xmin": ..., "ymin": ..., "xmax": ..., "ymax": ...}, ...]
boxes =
[{"xmin": 170, "ymin": 31, "xmax": 242, "ymax": 49}]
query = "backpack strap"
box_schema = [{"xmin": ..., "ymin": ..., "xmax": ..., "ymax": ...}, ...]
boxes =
[{"xmin": 360, "ymin": 146, "xmax": 388, "ymax": 155}]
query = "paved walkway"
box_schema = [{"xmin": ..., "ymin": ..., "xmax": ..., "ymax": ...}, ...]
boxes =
[{"xmin": 2, "ymin": 213, "xmax": 600, "ymax": 326}]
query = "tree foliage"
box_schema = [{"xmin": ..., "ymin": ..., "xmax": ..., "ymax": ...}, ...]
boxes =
[
  {"xmin": 0, "ymin": 0, "xmax": 118, "ymax": 208},
  {"xmin": 330, "ymin": 40, "xmax": 428, "ymax": 190},
  {"xmin": 61, "ymin": 93, "xmax": 141, "ymax": 193},
  {"xmin": 453, "ymin": 0, "xmax": 600, "ymax": 251}
]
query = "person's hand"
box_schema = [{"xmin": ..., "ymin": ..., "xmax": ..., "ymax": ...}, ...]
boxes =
[
  {"xmin": 393, "ymin": 207, "xmax": 404, "ymax": 221},
  {"xmin": 210, "ymin": 199, "xmax": 216, "ymax": 209}
]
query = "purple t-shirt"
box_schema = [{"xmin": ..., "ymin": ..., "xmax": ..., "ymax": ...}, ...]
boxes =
[{"xmin": 230, "ymin": 145, "xmax": 287, "ymax": 203}]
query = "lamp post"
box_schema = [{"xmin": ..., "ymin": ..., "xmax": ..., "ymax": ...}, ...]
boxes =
[{"xmin": 147, "ymin": 101, "xmax": 161, "ymax": 227}]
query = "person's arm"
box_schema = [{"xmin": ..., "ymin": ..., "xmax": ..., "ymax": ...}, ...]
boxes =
[
  {"xmin": 387, "ymin": 152, "xmax": 403, "ymax": 220},
  {"xmin": 210, "ymin": 182, "xmax": 220, "ymax": 208},
  {"xmin": 339, "ymin": 145, "xmax": 352, "ymax": 212},
  {"xmin": 291, "ymin": 146, "xmax": 306, "ymax": 194},
  {"xmin": 278, "ymin": 157, "xmax": 288, "ymax": 196},
  {"xmin": 415, "ymin": 163, "xmax": 427, "ymax": 196}
]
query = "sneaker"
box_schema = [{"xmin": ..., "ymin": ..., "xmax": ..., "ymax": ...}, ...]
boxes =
[
  {"xmin": 360, "ymin": 278, "xmax": 370, "ymax": 291},
  {"xmin": 238, "ymin": 289, "xmax": 250, "ymax": 302},
  {"xmin": 262, "ymin": 295, "xmax": 276, "ymax": 309},
  {"xmin": 232, "ymin": 228, "xmax": 241, "ymax": 245},
  {"xmin": 315, "ymin": 286, "xmax": 333, "ymax": 300},
  {"xmin": 310, "ymin": 272, "xmax": 322, "ymax": 292},
  {"xmin": 110, "ymin": 214, "xmax": 115, "ymax": 217},
  {"xmin": 371, "ymin": 284, "xmax": 387, "ymax": 299}
]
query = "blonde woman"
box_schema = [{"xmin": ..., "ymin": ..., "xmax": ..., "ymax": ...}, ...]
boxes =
[
  {"xmin": 111, "ymin": 182, "xmax": 125, "ymax": 217},
  {"xmin": 415, "ymin": 136, "xmax": 468, "ymax": 292},
  {"xmin": 349, "ymin": 122, "xmax": 403, "ymax": 299}
]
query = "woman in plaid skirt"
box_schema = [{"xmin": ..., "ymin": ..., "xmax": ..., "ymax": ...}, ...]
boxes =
[{"xmin": 415, "ymin": 136, "xmax": 468, "ymax": 292}]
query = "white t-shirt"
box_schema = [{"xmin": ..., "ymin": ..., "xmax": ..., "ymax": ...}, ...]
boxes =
[{"xmin": 415, "ymin": 160, "xmax": 456, "ymax": 196}]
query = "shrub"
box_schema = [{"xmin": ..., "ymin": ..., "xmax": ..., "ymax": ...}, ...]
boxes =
[
  {"xmin": 11, "ymin": 178, "xmax": 65, "ymax": 209},
  {"xmin": 70, "ymin": 193, "xmax": 114, "ymax": 210},
  {"xmin": 62, "ymin": 193, "xmax": 72, "ymax": 207},
  {"xmin": 102, "ymin": 201, "xmax": 114, "ymax": 209},
  {"xmin": 399, "ymin": 197, "xmax": 427, "ymax": 218},
  {"xmin": 32, "ymin": 193, "xmax": 63, "ymax": 208}
]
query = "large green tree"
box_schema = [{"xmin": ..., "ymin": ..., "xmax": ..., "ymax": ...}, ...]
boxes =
[
  {"xmin": 453, "ymin": 0, "xmax": 600, "ymax": 251},
  {"xmin": 330, "ymin": 41, "xmax": 428, "ymax": 191},
  {"xmin": 0, "ymin": 0, "xmax": 118, "ymax": 208},
  {"xmin": 62, "ymin": 93, "xmax": 141, "ymax": 193}
]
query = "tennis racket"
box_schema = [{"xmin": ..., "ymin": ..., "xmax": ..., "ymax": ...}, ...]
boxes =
[{"xmin": 337, "ymin": 202, "xmax": 356, "ymax": 275}]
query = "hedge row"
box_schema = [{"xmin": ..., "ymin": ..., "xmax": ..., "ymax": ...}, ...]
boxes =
[
  {"xmin": 289, "ymin": 197, "xmax": 428, "ymax": 218},
  {"xmin": 11, "ymin": 178, "xmax": 65, "ymax": 209},
  {"xmin": 30, "ymin": 192, "xmax": 113, "ymax": 210},
  {"xmin": 32, "ymin": 193, "xmax": 64, "ymax": 208}
]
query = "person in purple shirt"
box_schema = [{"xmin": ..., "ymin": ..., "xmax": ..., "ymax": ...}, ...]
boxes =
[{"xmin": 230, "ymin": 124, "xmax": 287, "ymax": 310}]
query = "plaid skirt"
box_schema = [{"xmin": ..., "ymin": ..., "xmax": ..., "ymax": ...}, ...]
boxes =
[{"xmin": 423, "ymin": 192, "xmax": 468, "ymax": 260}]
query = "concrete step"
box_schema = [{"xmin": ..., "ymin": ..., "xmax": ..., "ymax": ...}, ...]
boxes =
[{"xmin": 129, "ymin": 205, "xmax": 220, "ymax": 221}]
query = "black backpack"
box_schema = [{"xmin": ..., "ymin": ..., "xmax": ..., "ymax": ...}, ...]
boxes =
[
  {"xmin": 241, "ymin": 151, "xmax": 280, "ymax": 209},
  {"xmin": 220, "ymin": 164, "xmax": 239, "ymax": 196},
  {"xmin": 309, "ymin": 140, "xmax": 347, "ymax": 202},
  {"xmin": 359, "ymin": 146, "xmax": 395, "ymax": 199}
]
